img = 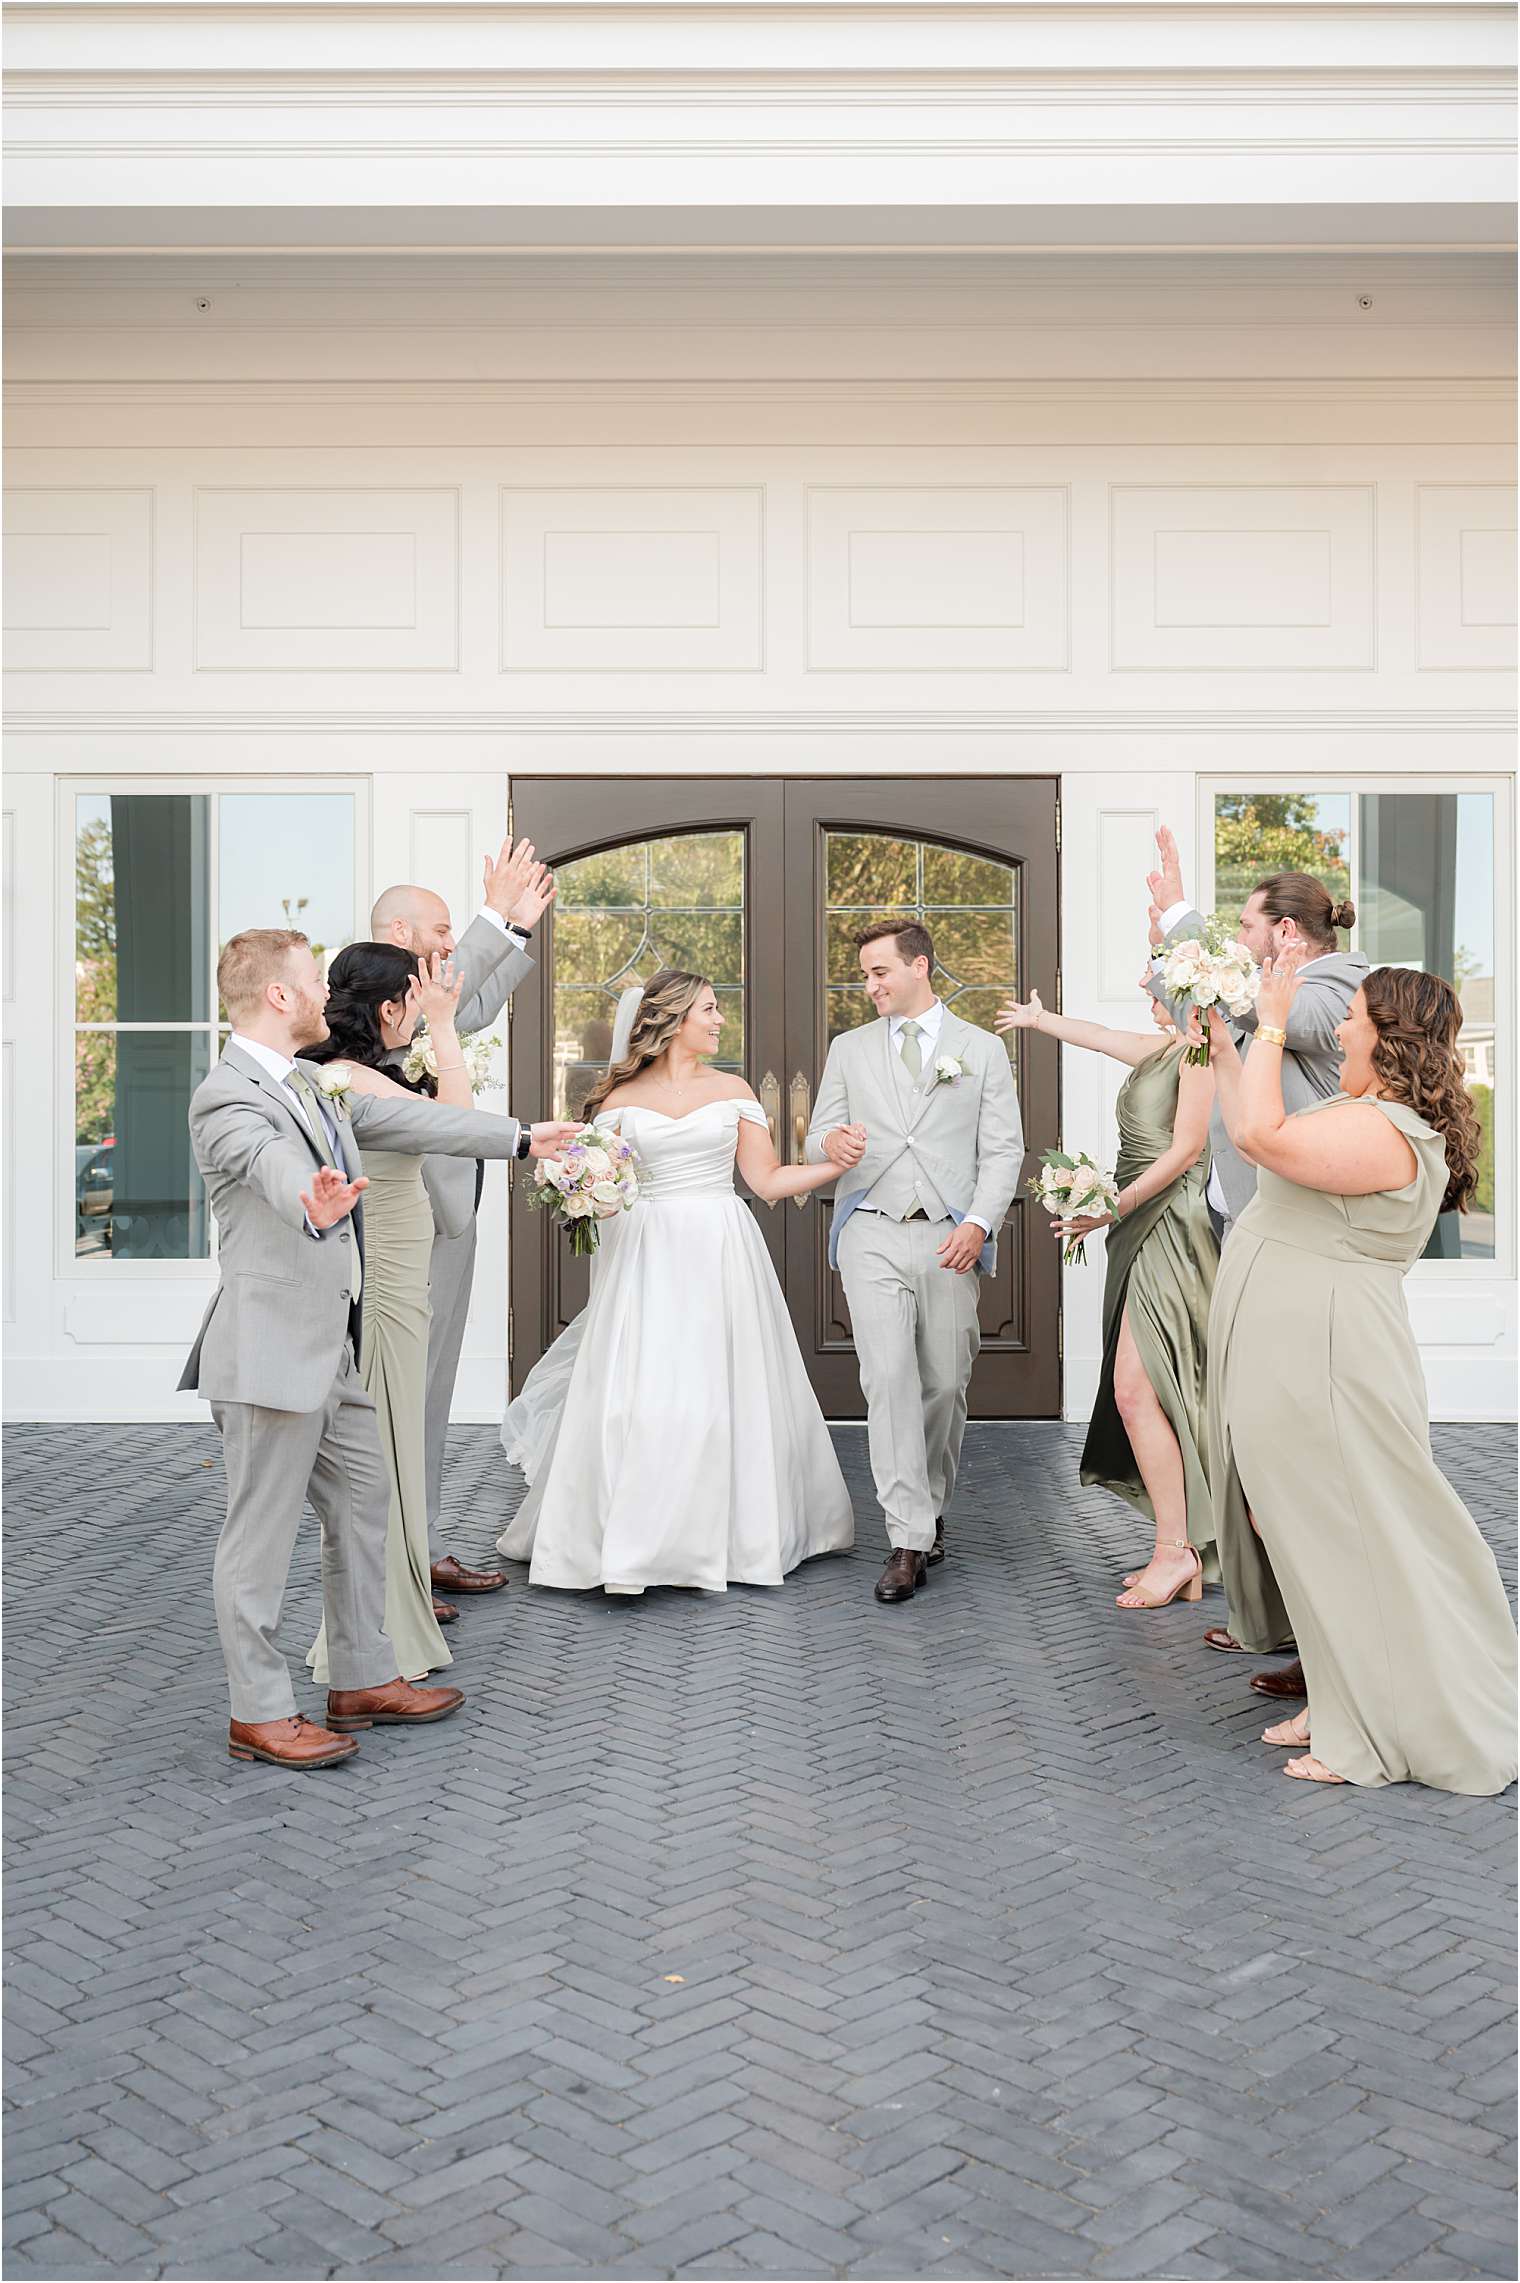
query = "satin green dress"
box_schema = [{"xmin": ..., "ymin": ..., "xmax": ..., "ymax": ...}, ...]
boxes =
[
  {"xmin": 308, "ymin": 1149, "xmax": 451, "ymax": 1686},
  {"xmin": 1080, "ymin": 1039, "xmax": 1220, "ymax": 1566},
  {"xmin": 1210, "ymin": 1095, "xmax": 1517, "ymax": 1794}
]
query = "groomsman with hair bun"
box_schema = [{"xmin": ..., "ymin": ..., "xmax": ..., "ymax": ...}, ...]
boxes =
[{"xmin": 370, "ymin": 832, "xmax": 556, "ymax": 1618}]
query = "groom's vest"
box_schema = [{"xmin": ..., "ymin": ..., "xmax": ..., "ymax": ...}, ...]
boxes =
[{"xmin": 860, "ymin": 1041, "xmax": 952, "ymax": 1222}]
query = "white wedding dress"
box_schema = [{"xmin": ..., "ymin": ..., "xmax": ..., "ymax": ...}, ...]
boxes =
[{"xmin": 498, "ymin": 1100, "xmax": 854, "ymax": 1591}]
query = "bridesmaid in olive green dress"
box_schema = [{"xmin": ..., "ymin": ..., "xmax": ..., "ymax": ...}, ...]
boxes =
[
  {"xmin": 1206, "ymin": 960, "xmax": 1516, "ymax": 1793},
  {"xmin": 306, "ymin": 944, "xmax": 477, "ymax": 1687},
  {"xmin": 998, "ymin": 977, "xmax": 1218, "ymax": 1609}
]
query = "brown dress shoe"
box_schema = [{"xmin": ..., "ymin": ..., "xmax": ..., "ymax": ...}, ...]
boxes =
[
  {"xmin": 928, "ymin": 1517, "xmax": 947, "ymax": 1566},
  {"xmin": 875, "ymin": 1549, "xmax": 928, "ymax": 1603},
  {"xmin": 1250, "ymin": 1658, "xmax": 1307, "ymax": 1700},
  {"xmin": 325, "ymin": 1678, "xmax": 465, "ymax": 1733},
  {"xmin": 431, "ymin": 1594, "xmax": 460, "ymax": 1624},
  {"xmin": 228, "ymin": 1714, "xmax": 357, "ymax": 1769},
  {"xmin": 431, "ymin": 1554, "xmax": 507, "ymax": 1595}
]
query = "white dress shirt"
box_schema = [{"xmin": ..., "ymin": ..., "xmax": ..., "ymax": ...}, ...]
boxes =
[
  {"xmin": 477, "ymin": 907, "xmax": 531, "ymax": 950},
  {"xmin": 1153, "ymin": 902, "xmax": 1339, "ymax": 1219}
]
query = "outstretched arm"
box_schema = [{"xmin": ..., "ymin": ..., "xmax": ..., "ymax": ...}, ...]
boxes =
[{"xmin": 997, "ymin": 988, "xmax": 1167, "ymax": 1069}]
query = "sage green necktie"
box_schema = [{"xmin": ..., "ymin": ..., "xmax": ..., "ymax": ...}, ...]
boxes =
[
  {"xmin": 285, "ymin": 1068, "xmax": 338, "ymax": 1168},
  {"xmin": 899, "ymin": 1019, "xmax": 924, "ymax": 1081}
]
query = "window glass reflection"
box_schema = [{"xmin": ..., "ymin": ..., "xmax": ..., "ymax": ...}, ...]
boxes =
[
  {"xmin": 76, "ymin": 793, "xmax": 210, "ymax": 1023},
  {"xmin": 218, "ymin": 793, "xmax": 357, "ymax": 960},
  {"xmin": 823, "ymin": 831, "xmax": 1018, "ymax": 1059},
  {"xmin": 75, "ymin": 1031, "xmax": 212, "ymax": 1259},
  {"xmin": 551, "ymin": 831, "xmax": 745, "ymax": 1118}
]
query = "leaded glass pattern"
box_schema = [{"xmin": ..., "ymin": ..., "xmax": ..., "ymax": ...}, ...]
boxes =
[
  {"xmin": 824, "ymin": 831, "xmax": 1017, "ymax": 1057},
  {"xmin": 552, "ymin": 831, "xmax": 746, "ymax": 1118}
]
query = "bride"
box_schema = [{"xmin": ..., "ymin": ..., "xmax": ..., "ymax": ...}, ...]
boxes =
[{"xmin": 498, "ymin": 969, "xmax": 857, "ymax": 1593}]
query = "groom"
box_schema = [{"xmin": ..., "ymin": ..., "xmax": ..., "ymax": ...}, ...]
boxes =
[{"xmin": 807, "ymin": 921, "xmax": 1025, "ymax": 1603}]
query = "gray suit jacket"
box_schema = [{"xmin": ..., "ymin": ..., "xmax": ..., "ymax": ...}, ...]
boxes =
[
  {"xmin": 402, "ymin": 914, "xmax": 534, "ymax": 1242},
  {"xmin": 179, "ymin": 1040, "xmax": 526, "ymax": 1412},
  {"xmin": 1149, "ymin": 906, "xmax": 1368, "ymax": 1221},
  {"xmin": 805, "ymin": 1010, "xmax": 1026, "ymax": 1272}
]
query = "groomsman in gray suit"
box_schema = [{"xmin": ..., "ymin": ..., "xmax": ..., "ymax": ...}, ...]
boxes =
[
  {"xmin": 181, "ymin": 928, "xmax": 577, "ymax": 1769},
  {"xmin": 807, "ymin": 921, "xmax": 1025, "ymax": 1604},
  {"xmin": 1145, "ymin": 824, "xmax": 1366, "ymax": 1692},
  {"xmin": 371, "ymin": 834, "xmax": 555, "ymax": 1614}
]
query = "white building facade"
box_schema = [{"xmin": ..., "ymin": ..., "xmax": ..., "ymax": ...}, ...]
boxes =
[{"xmin": 4, "ymin": 0, "xmax": 1515, "ymax": 1424}]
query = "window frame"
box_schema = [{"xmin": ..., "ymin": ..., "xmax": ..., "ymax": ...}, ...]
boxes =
[
  {"xmin": 57, "ymin": 772, "xmax": 371, "ymax": 1280},
  {"xmin": 1199, "ymin": 770, "xmax": 1513, "ymax": 1283}
]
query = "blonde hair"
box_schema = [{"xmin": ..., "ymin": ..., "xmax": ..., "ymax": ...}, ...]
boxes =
[
  {"xmin": 217, "ymin": 928, "xmax": 310, "ymax": 1018},
  {"xmin": 583, "ymin": 969, "xmax": 712, "ymax": 1120}
]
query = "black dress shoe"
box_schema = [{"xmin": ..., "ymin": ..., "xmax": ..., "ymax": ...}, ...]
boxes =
[
  {"xmin": 875, "ymin": 1549, "xmax": 928, "ymax": 1603},
  {"xmin": 928, "ymin": 1517, "xmax": 946, "ymax": 1566}
]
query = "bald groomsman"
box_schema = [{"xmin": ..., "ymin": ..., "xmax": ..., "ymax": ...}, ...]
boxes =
[{"xmin": 371, "ymin": 832, "xmax": 555, "ymax": 1613}]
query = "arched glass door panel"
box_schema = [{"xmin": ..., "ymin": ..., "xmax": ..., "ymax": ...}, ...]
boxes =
[
  {"xmin": 550, "ymin": 829, "xmax": 746, "ymax": 1118},
  {"xmin": 823, "ymin": 830, "xmax": 1018, "ymax": 1056}
]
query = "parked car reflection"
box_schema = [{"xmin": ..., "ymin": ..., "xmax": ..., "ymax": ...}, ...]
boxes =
[{"xmin": 75, "ymin": 1139, "xmax": 114, "ymax": 1253}]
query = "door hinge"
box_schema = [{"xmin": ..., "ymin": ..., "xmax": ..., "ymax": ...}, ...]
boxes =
[
  {"xmin": 507, "ymin": 789, "xmax": 514, "ymax": 837},
  {"xmin": 1057, "ymin": 1312, "xmax": 1064, "ymax": 1361},
  {"xmin": 508, "ymin": 1307, "xmax": 514, "ymax": 1355},
  {"xmin": 1053, "ymin": 802, "xmax": 1061, "ymax": 853}
]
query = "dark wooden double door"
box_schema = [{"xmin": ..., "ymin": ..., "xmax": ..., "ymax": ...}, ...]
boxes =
[{"xmin": 508, "ymin": 777, "xmax": 1060, "ymax": 1417}]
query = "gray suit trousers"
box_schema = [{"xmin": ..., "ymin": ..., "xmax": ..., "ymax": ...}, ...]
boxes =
[
  {"xmin": 424, "ymin": 1219, "xmax": 477, "ymax": 1541},
  {"xmin": 838, "ymin": 1213, "xmax": 981, "ymax": 1551},
  {"xmin": 211, "ymin": 1344, "xmax": 398, "ymax": 1722}
]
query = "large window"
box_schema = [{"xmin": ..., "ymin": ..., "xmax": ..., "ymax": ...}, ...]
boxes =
[
  {"xmin": 1210, "ymin": 782, "xmax": 1507, "ymax": 1266},
  {"xmin": 70, "ymin": 784, "xmax": 360, "ymax": 1263}
]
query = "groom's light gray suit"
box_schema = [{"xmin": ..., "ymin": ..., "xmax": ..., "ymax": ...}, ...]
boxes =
[
  {"xmin": 388, "ymin": 914, "xmax": 534, "ymax": 1544},
  {"xmin": 806, "ymin": 1009, "xmax": 1025, "ymax": 1552},
  {"xmin": 180, "ymin": 1040, "xmax": 527, "ymax": 1723}
]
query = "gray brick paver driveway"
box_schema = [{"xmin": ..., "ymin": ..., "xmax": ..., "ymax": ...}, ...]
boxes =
[{"xmin": 4, "ymin": 1422, "xmax": 1515, "ymax": 2281}]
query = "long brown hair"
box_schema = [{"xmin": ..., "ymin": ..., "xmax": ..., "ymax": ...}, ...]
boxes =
[
  {"xmin": 1361, "ymin": 967, "xmax": 1481, "ymax": 1214},
  {"xmin": 583, "ymin": 968, "xmax": 713, "ymax": 1120},
  {"xmin": 1254, "ymin": 871, "xmax": 1356, "ymax": 949}
]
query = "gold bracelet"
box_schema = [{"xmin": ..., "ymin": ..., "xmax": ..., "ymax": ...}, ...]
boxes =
[{"xmin": 1256, "ymin": 1025, "xmax": 1287, "ymax": 1048}]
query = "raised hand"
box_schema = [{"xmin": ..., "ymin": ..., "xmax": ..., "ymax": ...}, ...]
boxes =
[
  {"xmin": 302, "ymin": 1162, "xmax": 369, "ymax": 1230},
  {"xmin": 482, "ymin": 835, "xmax": 545, "ymax": 927},
  {"xmin": 823, "ymin": 1123, "xmax": 867, "ymax": 1170},
  {"xmin": 413, "ymin": 951, "xmax": 464, "ymax": 1032},
  {"xmin": 1147, "ymin": 901, "xmax": 1165, "ymax": 950},
  {"xmin": 994, "ymin": 991, "xmax": 1043, "ymax": 1033},
  {"xmin": 1146, "ymin": 824, "xmax": 1186, "ymax": 914},
  {"xmin": 1254, "ymin": 948, "xmax": 1307, "ymax": 1029},
  {"xmin": 509, "ymin": 859, "xmax": 556, "ymax": 931},
  {"xmin": 527, "ymin": 1121, "xmax": 589, "ymax": 1159}
]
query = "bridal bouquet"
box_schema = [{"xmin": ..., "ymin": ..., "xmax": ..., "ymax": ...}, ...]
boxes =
[
  {"xmin": 403, "ymin": 1023, "xmax": 501, "ymax": 1093},
  {"xmin": 1157, "ymin": 921, "xmax": 1260, "ymax": 1067},
  {"xmin": 1029, "ymin": 1149, "xmax": 1121, "ymax": 1268},
  {"xmin": 527, "ymin": 1123, "xmax": 641, "ymax": 1257}
]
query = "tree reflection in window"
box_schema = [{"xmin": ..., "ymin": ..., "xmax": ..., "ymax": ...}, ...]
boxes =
[
  {"xmin": 552, "ymin": 831, "xmax": 746, "ymax": 1117},
  {"xmin": 825, "ymin": 832, "xmax": 1017, "ymax": 1061}
]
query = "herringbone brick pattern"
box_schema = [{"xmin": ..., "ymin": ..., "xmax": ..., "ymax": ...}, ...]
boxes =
[{"xmin": 4, "ymin": 1422, "xmax": 1515, "ymax": 2280}]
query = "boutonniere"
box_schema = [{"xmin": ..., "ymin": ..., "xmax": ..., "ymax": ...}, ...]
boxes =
[
  {"xmin": 315, "ymin": 1063, "xmax": 355, "ymax": 1119},
  {"xmin": 932, "ymin": 1055, "xmax": 968, "ymax": 1087}
]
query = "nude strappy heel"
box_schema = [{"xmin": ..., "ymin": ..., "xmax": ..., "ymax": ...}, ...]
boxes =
[{"xmin": 1115, "ymin": 1540, "xmax": 1203, "ymax": 1610}]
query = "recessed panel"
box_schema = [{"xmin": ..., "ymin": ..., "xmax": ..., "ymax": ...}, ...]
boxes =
[
  {"xmin": 3, "ymin": 488, "xmax": 153, "ymax": 671},
  {"xmin": 1153, "ymin": 529, "xmax": 1332, "ymax": 628},
  {"xmin": 195, "ymin": 488, "xmax": 457, "ymax": 670},
  {"xmin": 809, "ymin": 487, "xmax": 1066, "ymax": 670},
  {"xmin": 502, "ymin": 488, "xmax": 761, "ymax": 670},
  {"xmin": 1417, "ymin": 485, "xmax": 1517, "ymax": 669},
  {"xmin": 1112, "ymin": 486, "xmax": 1374, "ymax": 670}
]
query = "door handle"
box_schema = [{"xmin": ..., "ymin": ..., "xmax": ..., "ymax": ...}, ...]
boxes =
[
  {"xmin": 758, "ymin": 1070, "xmax": 782, "ymax": 1211},
  {"xmin": 789, "ymin": 1072, "xmax": 812, "ymax": 1210}
]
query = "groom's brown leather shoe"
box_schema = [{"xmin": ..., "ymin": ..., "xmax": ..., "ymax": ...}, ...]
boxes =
[
  {"xmin": 928, "ymin": 1517, "xmax": 947, "ymax": 1566},
  {"xmin": 431, "ymin": 1594, "xmax": 460, "ymax": 1625},
  {"xmin": 875, "ymin": 1549, "xmax": 928, "ymax": 1603},
  {"xmin": 325, "ymin": 1679, "xmax": 465, "ymax": 1732},
  {"xmin": 228, "ymin": 1715, "xmax": 357, "ymax": 1769},
  {"xmin": 431, "ymin": 1555, "xmax": 506, "ymax": 1595}
]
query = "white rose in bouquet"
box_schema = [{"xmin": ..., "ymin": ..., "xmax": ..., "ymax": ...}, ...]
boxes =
[
  {"xmin": 525, "ymin": 1119, "xmax": 644, "ymax": 1256},
  {"xmin": 1159, "ymin": 918, "xmax": 1260, "ymax": 1066},
  {"xmin": 1027, "ymin": 1148, "xmax": 1121, "ymax": 1267}
]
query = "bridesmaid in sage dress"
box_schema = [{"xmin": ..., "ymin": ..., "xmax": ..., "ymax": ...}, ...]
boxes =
[
  {"xmin": 1206, "ymin": 959, "xmax": 1516, "ymax": 1793},
  {"xmin": 998, "ymin": 977, "xmax": 1218, "ymax": 1609},
  {"xmin": 306, "ymin": 944, "xmax": 480, "ymax": 1686}
]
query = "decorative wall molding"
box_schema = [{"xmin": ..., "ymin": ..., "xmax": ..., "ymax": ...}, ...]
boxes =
[{"xmin": 7, "ymin": 707, "xmax": 1514, "ymax": 736}]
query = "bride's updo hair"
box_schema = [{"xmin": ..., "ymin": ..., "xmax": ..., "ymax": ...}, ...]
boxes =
[
  {"xmin": 1360, "ymin": 967, "xmax": 1481, "ymax": 1216},
  {"xmin": 583, "ymin": 968, "xmax": 712, "ymax": 1120}
]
